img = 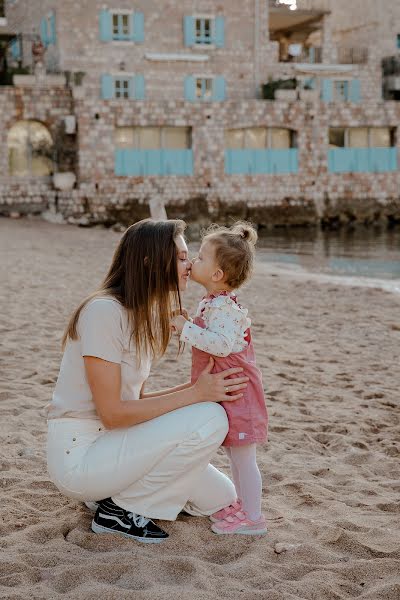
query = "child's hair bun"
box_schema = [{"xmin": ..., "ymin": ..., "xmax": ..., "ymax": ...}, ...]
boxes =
[{"xmin": 231, "ymin": 221, "xmax": 258, "ymax": 246}]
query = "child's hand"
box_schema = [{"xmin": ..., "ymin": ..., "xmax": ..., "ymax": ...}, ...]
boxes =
[
  {"xmin": 171, "ymin": 314, "xmax": 188, "ymax": 335},
  {"xmin": 171, "ymin": 308, "xmax": 189, "ymax": 319}
]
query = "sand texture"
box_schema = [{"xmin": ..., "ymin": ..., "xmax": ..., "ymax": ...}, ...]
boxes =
[{"xmin": 0, "ymin": 217, "xmax": 399, "ymax": 600}]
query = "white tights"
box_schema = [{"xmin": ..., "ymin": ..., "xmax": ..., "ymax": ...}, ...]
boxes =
[{"xmin": 225, "ymin": 444, "xmax": 262, "ymax": 521}]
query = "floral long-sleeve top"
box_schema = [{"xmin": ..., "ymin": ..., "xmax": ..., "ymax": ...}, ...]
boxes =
[{"xmin": 180, "ymin": 291, "xmax": 251, "ymax": 357}]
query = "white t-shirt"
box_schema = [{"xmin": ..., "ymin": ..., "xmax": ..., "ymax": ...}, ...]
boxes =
[{"xmin": 47, "ymin": 297, "xmax": 152, "ymax": 419}]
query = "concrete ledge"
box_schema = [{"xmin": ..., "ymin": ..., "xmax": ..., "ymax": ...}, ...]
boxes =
[{"xmin": 13, "ymin": 74, "xmax": 66, "ymax": 87}]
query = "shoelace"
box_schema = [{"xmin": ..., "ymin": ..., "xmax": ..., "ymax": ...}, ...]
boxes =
[{"xmin": 128, "ymin": 512, "xmax": 151, "ymax": 528}]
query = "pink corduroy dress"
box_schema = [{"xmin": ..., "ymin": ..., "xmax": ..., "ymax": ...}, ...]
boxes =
[{"xmin": 190, "ymin": 298, "xmax": 268, "ymax": 447}]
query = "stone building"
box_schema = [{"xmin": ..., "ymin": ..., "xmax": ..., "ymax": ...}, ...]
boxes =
[{"xmin": 0, "ymin": 0, "xmax": 399, "ymax": 229}]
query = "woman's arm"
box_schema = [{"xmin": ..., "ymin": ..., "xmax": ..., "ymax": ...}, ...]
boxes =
[
  {"xmin": 84, "ymin": 356, "xmax": 248, "ymax": 430},
  {"xmin": 140, "ymin": 381, "xmax": 192, "ymax": 399}
]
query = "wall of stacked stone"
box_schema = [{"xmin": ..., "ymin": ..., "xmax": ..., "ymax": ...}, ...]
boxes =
[
  {"xmin": 62, "ymin": 96, "xmax": 400, "ymax": 227},
  {"xmin": 0, "ymin": 85, "xmax": 74, "ymax": 215},
  {"xmin": 1, "ymin": 87, "xmax": 400, "ymax": 227}
]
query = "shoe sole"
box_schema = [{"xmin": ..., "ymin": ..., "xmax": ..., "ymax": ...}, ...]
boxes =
[
  {"xmin": 211, "ymin": 527, "xmax": 268, "ymax": 535},
  {"xmin": 91, "ymin": 520, "xmax": 168, "ymax": 543}
]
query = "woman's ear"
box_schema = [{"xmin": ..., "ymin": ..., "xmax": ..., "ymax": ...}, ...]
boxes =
[{"xmin": 144, "ymin": 256, "xmax": 149, "ymax": 266}]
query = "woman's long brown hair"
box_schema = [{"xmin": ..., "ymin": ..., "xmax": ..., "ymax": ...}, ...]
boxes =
[{"xmin": 62, "ymin": 218, "xmax": 185, "ymax": 362}]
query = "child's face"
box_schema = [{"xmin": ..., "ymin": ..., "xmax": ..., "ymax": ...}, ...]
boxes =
[{"xmin": 190, "ymin": 241, "xmax": 220, "ymax": 288}]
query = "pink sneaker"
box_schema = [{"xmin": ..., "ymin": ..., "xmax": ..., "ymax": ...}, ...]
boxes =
[
  {"xmin": 211, "ymin": 510, "xmax": 267, "ymax": 535},
  {"xmin": 209, "ymin": 500, "xmax": 242, "ymax": 523}
]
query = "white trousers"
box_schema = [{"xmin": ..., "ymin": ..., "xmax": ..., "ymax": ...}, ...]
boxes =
[{"xmin": 47, "ymin": 402, "xmax": 236, "ymax": 521}]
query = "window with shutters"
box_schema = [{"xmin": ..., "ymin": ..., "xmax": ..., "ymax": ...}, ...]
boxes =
[
  {"xmin": 224, "ymin": 128, "xmax": 298, "ymax": 174},
  {"xmin": 114, "ymin": 127, "xmax": 193, "ymax": 176},
  {"xmin": 100, "ymin": 9, "xmax": 144, "ymax": 43},
  {"xmin": 184, "ymin": 15, "xmax": 224, "ymax": 48},
  {"xmin": 328, "ymin": 127, "xmax": 397, "ymax": 173}
]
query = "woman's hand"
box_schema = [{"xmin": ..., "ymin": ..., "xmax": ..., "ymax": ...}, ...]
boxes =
[{"xmin": 194, "ymin": 357, "xmax": 248, "ymax": 403}]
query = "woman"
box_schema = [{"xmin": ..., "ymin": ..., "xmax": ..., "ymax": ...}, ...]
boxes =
[{"xmin": 47, "ymin": 219, "xmax": 248, "ymax": 543}]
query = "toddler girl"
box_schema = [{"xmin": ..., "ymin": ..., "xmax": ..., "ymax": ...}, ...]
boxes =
[{"xmin": 171, "ymin": 222, "xmax": 268, "ymax": 535}]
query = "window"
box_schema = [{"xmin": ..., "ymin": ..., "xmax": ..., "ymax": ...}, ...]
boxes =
[
  {"xmin": 185, "ymin": 75, "xmax": 225, "ymax": 101},
  {"xmin": 329, "ymin": 127, "xmax": 395, "ymax": 148},
  {"xmin": 225, "ymin": 128, "xmax": 295, "ymax": 149},
  {"xmin": 334, "ymin": 80, "xmax": 349, "ymax": 102},
  {"xmin": 114, "ymin": 127, "xmax": 192, "ymax": 150},
  {"xmin": 114, "ymin": 127, "xmax": 193, "ymax": 176},
  {"xmin": 112, "ymin": 12, "xmax": 130, "ymax": 40},
  {"xmin": 183, "ymin": 15, "xmax": 224, "ymax": 48},
  {"xmin": 195, "ymin": 18, "xmax": 212, "ymax": 44},
  {"xmin": 196, "ymin": 78, "xmax": 213, "ymax": 100},
  {"xmin": 101, "ymin": 74, "xmax": 145, "ymax": 100},
  {"xmin": 99, "ymin": 10, "xmax": 144, "ymax": 43},
  {"xmin": 114, "ymin": 77, "xmax": 130, "ymax": 98},
  {"xmin": 397, "ymin": 34, "xmax": 400, "ymax": 49}
]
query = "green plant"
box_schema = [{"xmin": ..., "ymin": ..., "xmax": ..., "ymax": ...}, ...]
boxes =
[{"xmin": 261, "ymin": 78, "xmax": 297, "ymax": 100}]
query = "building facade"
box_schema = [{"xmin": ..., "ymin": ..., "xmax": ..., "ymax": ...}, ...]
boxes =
[{"xmin": 0, "ymin": 0, "xmax": 399, "ymax": 229}]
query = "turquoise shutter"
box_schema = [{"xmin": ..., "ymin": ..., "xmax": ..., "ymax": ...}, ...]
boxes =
[
  {"xmin": 321, "ymin": 79, "xmax": 333, "ymax": 102},
  {"xmin": 49, "ymin": 12, "xmax": 56, "ymax": 45},
  {"xmin": 101, "ymin": 74, "xmax": 114, "ymax": 99},
  {"xmin": 134, "ymin": 74, "xmax": 145, "ymax": 99},
  {"xmin": 184, "ymin": 16, "xmax": 195, "ymax": 46},
  {"xmin": 133, "ymin": 12, "xmax": 144, "ymax": 43},
  {"xmin": 213, "ymin": 77, "xmax": 226, "ymax": 101},
  {"xmin": 99, "ymin": 9, "xmax": 112, "ymax": 42},
  {"xmin": 214, "ymin": 16, "xmax": 225, "ymax": 48},
  {"xmin": 184, "ymin": 76, "xmax": 196, "ymax": 101},
  {"xmin": 40, "ymin": 17, "xmax": 48, "ymax": 46},
  {"xmin": 349, "ymin": 79, "xmax": 361, "ymax": 103},
  {"xmin": 11, "ymin": 37, "xmax": 21, "ymax": 60}
]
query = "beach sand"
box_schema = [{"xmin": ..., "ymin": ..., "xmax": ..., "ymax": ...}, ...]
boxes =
[{"xmin": 0, "ymin": 217, "xmax": 399, "ymax": 600}]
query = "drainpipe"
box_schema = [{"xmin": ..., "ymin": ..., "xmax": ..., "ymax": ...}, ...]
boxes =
[{"xmin": 254, "ymin": 0, "xmax": 259, "ymax": 98}]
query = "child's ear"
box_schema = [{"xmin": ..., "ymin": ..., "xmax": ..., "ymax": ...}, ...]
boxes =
[{"xmin": 212, "ymin": 268, "xmax": 225, "ymax": 283}]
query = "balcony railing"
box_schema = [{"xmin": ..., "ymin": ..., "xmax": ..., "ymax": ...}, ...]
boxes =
[
  {"xmin": 280, "ymin": 46, "xmax": 322, "ymax": 63},
  {"xmin": 337, "ymin": 47, "xmax": 368, "ymax": 65},
  {"xmin": 278, "ymin": 45, "xmax": 367, "ymax": 64},
  {"xmin": 269, "ymin": 0, "xmax": 331, "ymax": 11}
]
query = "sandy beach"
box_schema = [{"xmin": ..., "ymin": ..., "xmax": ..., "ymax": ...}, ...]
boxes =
[{"xmin": 0, "ymin": 216, "xmax": 399, "ymax": 600}]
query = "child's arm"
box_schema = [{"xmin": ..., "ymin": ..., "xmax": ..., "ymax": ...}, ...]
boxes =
[{"xmin": 178, "ymin": 302, "xmax": 247, "ymax": 357}]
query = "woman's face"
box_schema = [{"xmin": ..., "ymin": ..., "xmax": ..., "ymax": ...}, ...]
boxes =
[{"xmin": 175, "ymin": 235, "xmax": 192, "ymax": 291}]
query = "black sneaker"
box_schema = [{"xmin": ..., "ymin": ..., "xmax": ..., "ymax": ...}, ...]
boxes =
[{"xmin": 91, "ymin": 498, "xmax": 169, "ymax": 544}]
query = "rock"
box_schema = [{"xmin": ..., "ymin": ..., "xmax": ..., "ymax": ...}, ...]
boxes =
[{"xmin": 274, "ymin": 542, "xmax": 300, "ymax": 554}]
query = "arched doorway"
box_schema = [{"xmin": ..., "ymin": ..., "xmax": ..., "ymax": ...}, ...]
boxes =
[{"xmin": 8, "ymin": 120, "xmax": 54, "ymax": 177}]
